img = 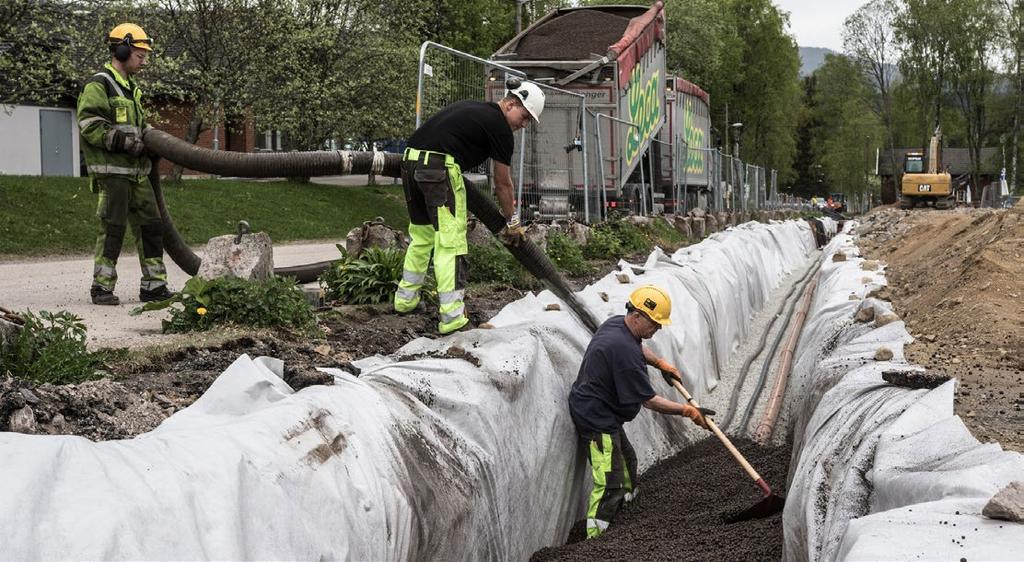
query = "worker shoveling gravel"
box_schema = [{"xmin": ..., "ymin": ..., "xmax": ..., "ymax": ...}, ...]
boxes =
[{"xmin": 531, "ymin": 438, "xmax": 791, "ymax": 562}]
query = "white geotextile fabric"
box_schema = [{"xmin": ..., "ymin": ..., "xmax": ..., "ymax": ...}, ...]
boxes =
[
  {"xmin": 0, "ymin": 220, "xmax": 816, "ymax": 560},
  {"xmin": 782, "ymin": 226, "xmax": 1024, "ymax": 562}
]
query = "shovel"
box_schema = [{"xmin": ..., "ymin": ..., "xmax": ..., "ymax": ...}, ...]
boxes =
[{"xmin": 666, "ymin": 378, "xmax": 786, "ymax": 523}]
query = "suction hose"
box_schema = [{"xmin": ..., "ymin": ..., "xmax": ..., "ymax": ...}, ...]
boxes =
[{"xmin": 143, "ymin": 130, "xmax": 601, "ymax": 332}]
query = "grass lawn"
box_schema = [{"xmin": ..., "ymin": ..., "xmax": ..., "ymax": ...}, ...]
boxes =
[{"xmin": 0, "ymin": 176, "xmax": 408, "ymax": 256}]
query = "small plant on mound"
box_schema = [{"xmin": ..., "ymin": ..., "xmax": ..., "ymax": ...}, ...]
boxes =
[
  {"xmin": 1, "ymin": 310, "xmax": 101, "ymax": 385},
  {"xmin": 583, "ymin": 220, "xmax": 652, "ymax": 259},
  {"xmin": 132, "ymin": 276, "xmax": 319, "ymax": 336},
  {"xmin": 642, "ymin": 217, "xmax": 687, "ymax": 250},
  {"xmin": 467, "ymin": 242, "xmax": 521, "ymax": 284},
  {"xmin": 546, "ymin": 232, "xmax": 592, "ymax": 277},
  {"xmin": 319, "ymin": 246, "xmax": 405, "ymax": 305}
]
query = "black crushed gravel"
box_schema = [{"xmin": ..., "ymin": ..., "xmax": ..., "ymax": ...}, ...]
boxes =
[
  {"xmin": 514, "ymin": 10, "xmax": 630, "ymax": 60},
  {"xmin": 531, "ymin": 437, "xmax": 791, "ymax": 562}
]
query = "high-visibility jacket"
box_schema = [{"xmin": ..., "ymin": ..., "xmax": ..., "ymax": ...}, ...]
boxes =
[{"xmin": 77, "ymin": 62, "xmax": 151, "ymax": 179}]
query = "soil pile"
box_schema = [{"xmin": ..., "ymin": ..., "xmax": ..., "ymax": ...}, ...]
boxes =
[
  {"xmin": 514, "ymin": 10, "xmax": 629, "ymax": 60},
  {"xmin": 858, "ymin": 204, "xmax": 1024, "ymax": 451},
  {"xmin": 531, "ymin": 438, "xmax": 791, "ymax": 562}
]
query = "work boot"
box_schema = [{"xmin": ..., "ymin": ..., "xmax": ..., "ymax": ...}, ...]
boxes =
[
  {"xmin": 90, "ymin": 287, "xmax": 120, "ymax": 306},
  {"xmin": 140, "ymin": 286, "xmax": 176, "ymax": 303}
]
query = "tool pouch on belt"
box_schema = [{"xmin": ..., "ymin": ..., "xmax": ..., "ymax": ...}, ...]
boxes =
[{"xmin": 414, "ymin": 166, "xmax": 468, "ymax": 255}]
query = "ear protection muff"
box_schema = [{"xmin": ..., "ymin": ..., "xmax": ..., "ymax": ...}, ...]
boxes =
[{"xmin": 111, "ymin": 33, "xmax": 133, "ymax": 62}]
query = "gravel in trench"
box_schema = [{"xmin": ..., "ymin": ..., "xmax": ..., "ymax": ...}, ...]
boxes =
[{"xmin": 531, "ymin": 438, "xmax": 791, "ymax": 562}]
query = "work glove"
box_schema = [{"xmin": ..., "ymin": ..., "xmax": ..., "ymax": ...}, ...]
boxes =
[
  {"xmin": 654, "ymin": 358, "xmax": 682, "ymax": 386},
  {"xmin": 681, "ymin": 404, "xmax": 716, "ymax": 430},
  {"xmin": 498, "ymin": 215, "xmax": 526, "ymax": 247},
  {"xmin": 106, "ymin": 129, "xmax": 146, "ymax": 156}
]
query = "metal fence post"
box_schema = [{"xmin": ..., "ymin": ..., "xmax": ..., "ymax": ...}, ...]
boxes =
[{"xmin": 581, "ymin": 98, "xmax": 590, "ymax": 224}]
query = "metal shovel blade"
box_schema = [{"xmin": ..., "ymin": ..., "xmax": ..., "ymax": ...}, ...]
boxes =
[{"xmin": 723, "ymin": 493, "xmax": 786, "ymax": 523}]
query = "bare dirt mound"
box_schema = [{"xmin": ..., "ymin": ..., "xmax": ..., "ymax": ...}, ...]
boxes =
[
  {"xmin": 531, "ymin": 438, "xmax": 790, "ymax": 562},
  {"xmin": 858, "ymin": 205, "xmax": 1024, "ymax": 451}
]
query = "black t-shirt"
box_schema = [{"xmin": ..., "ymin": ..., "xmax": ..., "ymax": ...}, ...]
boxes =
[
  {"xmin": 408, "ymin": 100, "xmax": 514, "ymax": 169},
  {"xmin": 568, "ymin": 316, "xmax": 656, "ymax": 436}
]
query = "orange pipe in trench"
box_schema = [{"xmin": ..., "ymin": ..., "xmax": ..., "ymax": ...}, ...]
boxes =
[{"xmin": 753, "ymin": 270, "xmax": 821, "ymax": 443}]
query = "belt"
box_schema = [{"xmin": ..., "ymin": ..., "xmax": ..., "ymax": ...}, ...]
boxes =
[{"xmin": 404, "ymin": 147, "xmax": 456, "ymax": 167}]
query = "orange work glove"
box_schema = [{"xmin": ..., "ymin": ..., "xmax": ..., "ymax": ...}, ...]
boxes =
[
  {"xmin": 653, "ymin": 357, "xmax": 682, "ymax": 386},
  {"xmin": 681, "ymin": 404, "xmax": 716, "ymax": 430}
]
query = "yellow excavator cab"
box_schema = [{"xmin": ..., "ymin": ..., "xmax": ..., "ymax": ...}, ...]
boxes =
[{"xmin": 900, "ymin": 129, "xmax": 954, "ymax": 209}]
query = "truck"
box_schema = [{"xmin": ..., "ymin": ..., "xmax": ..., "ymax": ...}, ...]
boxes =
[
  {"xmin": 900, "ymin": 127, "xmax": 953, "ymax": 209},
  {"xmin": 490, "ymin": 1, "xmax": 709, "ymax": 220}
]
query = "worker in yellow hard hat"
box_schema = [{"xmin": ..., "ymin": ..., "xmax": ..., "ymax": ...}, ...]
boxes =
[
  {"xmin": 77, "ymin": 23, "xmax": 174, "ymax": 306},
  {"xmin": 568, "ymin": 285, "xmax": 714, "ymax": 538}
]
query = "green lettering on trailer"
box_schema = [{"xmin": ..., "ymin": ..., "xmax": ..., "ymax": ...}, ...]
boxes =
[
  {"xmin": 682, "ymin": 98, "xmax": 706, "ymax": 175},
  {"xmin": 626, "ymin": 66, "xmax": 661, "ymax": 167}
]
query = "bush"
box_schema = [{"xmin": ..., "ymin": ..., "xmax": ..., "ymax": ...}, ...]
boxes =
[
  {"xmin": 643, "ymin": 217, "xmax": 687, "ymax": 250},
  {"xmin": 546, "ymin": 232, "xmax": 592, "ymax": 277},
  {"xmin": 583, "ymin": 220, "xmax": 651, "ymax": 259},
  {"xmin": 467, "ymin": 242, "xmax": 522, "ymax": 284},
  {"xmin": 319, "ymin": 246, "xmax": 405, "ymax": 305},
  {"xmin": 133, "ymin": 275, "xmax": 319, "ymax": 336},
  {"xmin": 1, "ymin": 310, "xmax": 101, "ymax": 385}
]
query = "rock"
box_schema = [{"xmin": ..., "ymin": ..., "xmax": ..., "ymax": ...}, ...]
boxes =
[
  {"xmin": 313, "ymin": 344, "xmax": 332, "ymax": 356},
  {"xmin": 874, "ymin": 347, "xmax": 894, "ymax": 361},
  {"xmin": 8, "ymin": 405, "xmax": 38, "ymax": 434},
  {"xmin": 545, "ymin": 303, "xmax": 561, "ymax": 311},
  {"xmin": 446, "ymin": 345, "xmax": 466, "ymax": 358},
  {"xmin": 854, "ymin": 304, "xmax": 876, "ymax": 323},
  {"xmin": 882, "ymin": 370, "xmax": 951, "ymax": 389},
  {"xmin": 867, "ymin": 286, "xmax": 892, "ymax": 301},
  {"xmin": 688, "ymin": 207, "xmax": 707, "ymax": 218},
  {"xmin": 524, "ymin": 224, "xmax": 549, "ymax": 252},
  {"xmin": 626, "ymin": 215, "xmax": 651, "ymax": 227},
  {"xmin": 833, "ymin": 252, "xmax": 847, "ymax": 262},
  {"xmin": 875, "ymin": 313, "xmax": 900, "ymax": 327},
  {"xmin": 198, "ymin": 231, "xmax": 274, "ymax": 281},
  {"xmin": 466, "ymin": 219, "xmax": 494, "ymax": 247},
  {"xmin": 705, "ymin": 213, "xmax": 719, "ymax": 233},
  {"xmin": 673, "ymin": 216, "xmax": 692, "ymax": 239},
  {"xmin": 861, "ymin": 260, "xmax": 880, "ymax": 271},
  {"xmin": 924, "ymin": 334, "xmax": 937, "ymax": 343},
  {"xmin": 848, "ymin": 295, "xmax": 860, "ymax": 301},
  {"xmin": 983, "ymin": 481, "xmax": 1024, "ymax": 522},
  {"xmin": 479, "ymin": 322, "xmax": 494, "ymax": 329},
  {"xmin": 691, "ymin": 217, "xmax": 706, "ymax": 239},
  {"xmin": 616, "ymin": 273, "xmax": 631, "ymax": 284},
  {"xmin": 344, "ymin": 218, "xmax": 408, "ymax": 256},
  {"xmin": 598, "ymin": 292, "xmax": 609, "ymax": 302},
  {"xmin": 861, "ymin": 277, "xmax": 874, "ymax": 284},
  {"xmin": 559, "ymin": 221, "xmax": 591, "ymax": 246},
  {"xmin": 18, "ymin": 388, "xmax": 39, "ymax": 405}
]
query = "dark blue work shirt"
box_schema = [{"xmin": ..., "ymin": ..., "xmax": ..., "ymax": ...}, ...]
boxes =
[{"xmin": 568, "ymin": 315, "xmax": 656, "ymax": 436}]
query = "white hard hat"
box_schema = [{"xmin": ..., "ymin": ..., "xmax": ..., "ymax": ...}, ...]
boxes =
[{"xmin": 508, "ymin": 80, "xmax": 545, "ymax": 124}]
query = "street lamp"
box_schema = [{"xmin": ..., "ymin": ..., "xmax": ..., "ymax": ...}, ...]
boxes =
[{"xmin": 730, "ymin": 122, "xmax": 743, "ymax": 160}]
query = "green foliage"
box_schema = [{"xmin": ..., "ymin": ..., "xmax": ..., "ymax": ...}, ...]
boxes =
[
  {"xmin": 319, "ymin": 246, "xmax": 405, "ymax": 305},
  {"xmin": 642, "ymin": 217, "xmax": 687, "ymax": 250},
  {"xmin": 132, "ymin": 276, "xmax": 319, "ymax": 336},
  {"xmin": 0, "ymin": 176, "xmax": 405, "ymax": 256},
  {"xmin": 0, "ymin": 310, "xmax": 101, "ymax": 385},
  {"xmin": 467, "ymin": 242, "xmax": 523, "ymax": 285},
  {"xmin": 545, "ymin": 232, "xmax": 592, "ymax": 277},
  {"xmin": 582, "ymin": 220, "xmax": 650, "ymax": 259}
]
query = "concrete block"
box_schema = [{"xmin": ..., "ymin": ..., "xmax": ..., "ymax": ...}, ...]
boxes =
[
  {"xmin": 344, "ymin": 218, "xmax": 408, "ymax": 256},
  {"xmin": 198, "ymin": 232, "xmax": 274, "ymax": 281}
]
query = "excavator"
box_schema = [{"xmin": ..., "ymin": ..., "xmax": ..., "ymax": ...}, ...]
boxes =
[{"xmin": 899, "ymin": 126, "xmax": 954, "ymax": 209}]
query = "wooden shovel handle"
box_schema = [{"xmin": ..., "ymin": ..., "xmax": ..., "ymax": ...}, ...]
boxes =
[{"xmin": 670, "ymin": 378, "xmax": 764, "ymax": 484}]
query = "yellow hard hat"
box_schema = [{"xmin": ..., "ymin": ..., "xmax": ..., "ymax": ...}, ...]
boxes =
[
  {"xmin": 628, "ymin": 285, "xmax": 672, "ymax": 326},
  {"xmin": 108, "ymin": 23, "xmax": 153, "ymax": 51}
]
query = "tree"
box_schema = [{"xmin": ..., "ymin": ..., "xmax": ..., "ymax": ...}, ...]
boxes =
[
  {"xmin": 893, "ymin": 0, "xmax": 955, "ymax": 147},
  {"xmin": 843, "ymin": 0, "xmax": 899, "ymax": 192},
  {"xmin": 999, "ymin": 0, "xmax": 1024, "ymax": 193}
]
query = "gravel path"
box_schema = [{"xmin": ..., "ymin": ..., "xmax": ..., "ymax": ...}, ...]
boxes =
[{"xmin": 0, "ymin": 242, "xmax": 341, "ymax": 350}]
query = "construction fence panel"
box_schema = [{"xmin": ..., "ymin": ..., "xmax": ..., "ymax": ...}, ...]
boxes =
[{"xmin": 513, "ymin": 87, "xmax": 592, "ymax": 223}]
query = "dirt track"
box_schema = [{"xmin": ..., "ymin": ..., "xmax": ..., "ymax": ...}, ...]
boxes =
[{"xmin": 858, "ymin": 204, "xmax": 1024, "ymax": 452}]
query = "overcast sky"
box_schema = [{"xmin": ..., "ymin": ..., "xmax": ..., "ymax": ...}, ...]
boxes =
[{"xmin": 773, "ymin": 0, "xmax": 868, "ymax": 51}]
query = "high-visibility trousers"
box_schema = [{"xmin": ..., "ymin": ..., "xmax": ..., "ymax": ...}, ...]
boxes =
[
  {"xmin": 91, "ymin": 175, "xmax": 168, "ymax": 293},
  {"xmin": 583, "ymin": 429, "xmax": 637, "ymax": 539},
  {"xmin": 393, "ymin": 148, "xmax": 469, "ymax": 335}
]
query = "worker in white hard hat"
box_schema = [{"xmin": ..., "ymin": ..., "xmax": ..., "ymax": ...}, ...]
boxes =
[
  {"xmin": 394, "ymin": 78, "xmax": 545, "ymax": 334},
  {"xmin": 569, "ymin": 285, "xmax": 715, "ymax": 538}
]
